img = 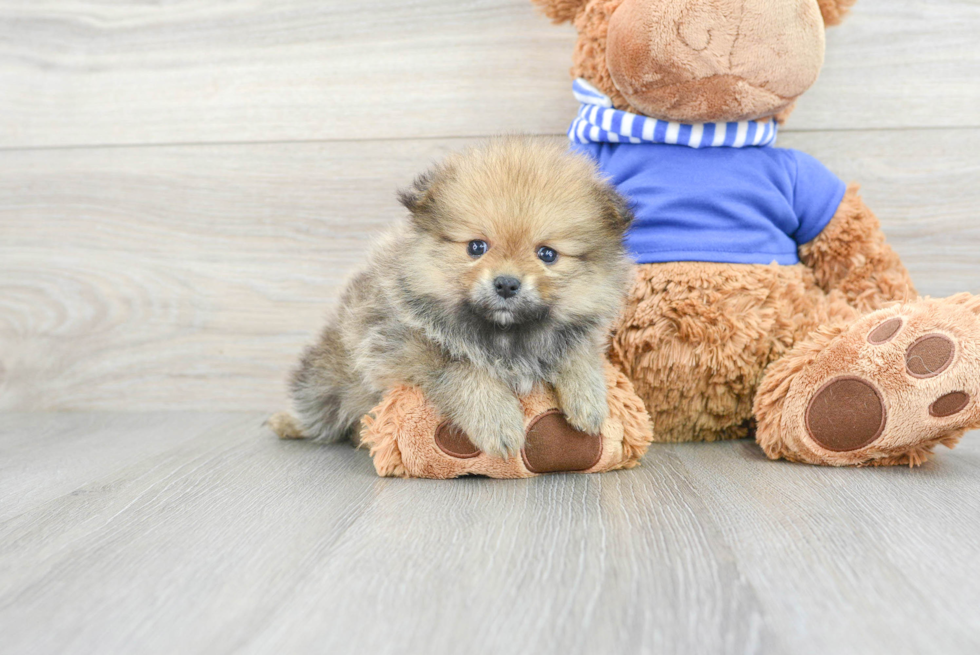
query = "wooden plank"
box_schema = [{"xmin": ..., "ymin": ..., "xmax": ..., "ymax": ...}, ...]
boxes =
[
  {"xmin": 0, "ymin": 0, "xmax": 978, "ymax": 149},
  {"xmin": 241, "ymin": 442, "xmax": 778, "ymax": 655},
  {"xmin": 671, "ymin": 436, "xmax": 980, "ymax": 654},
  {"xmin": 0, "ymin": 0, "xmax": 575, "ymax": 148},
  {"xmin": 0, "ymin": 411, "xmax": 241, "ymax": 521},
  {"xmin": 1, "ymin": 413, "xmax": 978, "ymax": 653},
  {"xmin": 0, "ymin": 413, "xmax": 384, "ymax": 655},
  {"xmin": 799, "ymin": 0, "xmax": 980, "ymax": 131},
  {"xmin": 3, "ymin": 129, "xmax": 980, "ymax": 412},
  {"xmin": 0, "ymin": 413, "xmax": 771, "ymax": 654}
]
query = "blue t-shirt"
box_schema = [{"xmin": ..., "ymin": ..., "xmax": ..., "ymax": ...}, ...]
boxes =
[{"xmin": 573, "ymin": 142, "xmax": 847, "ymax": 265}]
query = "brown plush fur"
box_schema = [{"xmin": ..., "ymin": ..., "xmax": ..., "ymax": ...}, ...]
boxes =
[
  {"xmin": 274, "ymin": 138, "xmax": 634, "ymax": 459},
  {"xmin": 611, "ymin": 183, "xmax": 980, "ymax": 467},
  {"xmin": 532, "ymin": 0, "xmax": 590, "ymax": 23},
  {"xmin": 534, "ymin": 0, "xmax": 855, "ymax": 26},
  {"xmin": 798, "ymin": 185, "xmax": 917, "ymax": 310},
  {"xmin": 537, "ymin": 0, "xmax": 980, "ymax": 466},
  {"xmin": 609, "ymin": 185, "xmax": 918, "ymax": 445},
  {"xmin": 610, "ymin": 261, "xmax": 859, "ymax": 443}
]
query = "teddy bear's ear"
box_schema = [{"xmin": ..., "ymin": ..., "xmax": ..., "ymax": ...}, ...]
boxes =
[
  {"xmin": 817, "ymin": 0, "xmax": 857, "ymax": 27},
  {"xmin": 531, "ymin": 0, "xmax": 590, "ymax": 24}
]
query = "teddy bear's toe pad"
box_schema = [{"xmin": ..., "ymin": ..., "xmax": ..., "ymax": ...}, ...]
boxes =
[
  {"xmin": 868, "ymin": 317, "xmax": 903, "ymax": 344},
  {"xmin": 905, "ymin": 334, "xmax": 955, "ymax": 378},
  {"xmin": 521, "ymin": 411, "xmax": 603, "ymax": 474},
  {"xmin": 434, "ymin": 421, "xmax": 481, "ymax": 459},
  {"xmin": 930, "ymin": 391, "xmax": 970, "ymax": 418},
  {"xmin": 805, "ymin": 376, "xmax": 886, "ymax": 452}
]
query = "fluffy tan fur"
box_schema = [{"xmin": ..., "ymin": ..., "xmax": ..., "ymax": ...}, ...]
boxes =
[{"xmin": 274, "ymin": 138, "xmax": 634, "ymax": 459}]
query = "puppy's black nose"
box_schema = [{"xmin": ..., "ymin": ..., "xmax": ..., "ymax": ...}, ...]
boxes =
[{"xmin": 494, "ymin": 276, "xmax": 521, "ymax": 299}]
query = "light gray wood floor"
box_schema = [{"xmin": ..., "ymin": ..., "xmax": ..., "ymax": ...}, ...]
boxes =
[{"xmin": 1, "ymin": 414, "xmax": 979, "ymax": 655}]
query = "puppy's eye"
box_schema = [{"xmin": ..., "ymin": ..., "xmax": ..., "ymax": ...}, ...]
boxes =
[
  {"xmin": 536, "ymin": 246, "xmax": 558, "ymax": 264},
  {"xmin": 467, "ymin": 240, "xmax": 488, "ymax": 257}
]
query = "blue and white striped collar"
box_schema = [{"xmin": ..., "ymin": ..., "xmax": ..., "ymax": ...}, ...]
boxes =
[{"xmin": 569, "ymin": 78, "xmax": 778, "ymax": 149}]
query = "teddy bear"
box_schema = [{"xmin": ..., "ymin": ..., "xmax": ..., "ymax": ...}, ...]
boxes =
[{"xmin": 531, "ymin": 0, "xmax": 980, "ymax": 466}]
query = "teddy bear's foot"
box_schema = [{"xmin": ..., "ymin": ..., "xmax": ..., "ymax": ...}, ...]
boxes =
[{"xmin": 755, "ymin": 293, "xmax": 980, "ymax": 466}]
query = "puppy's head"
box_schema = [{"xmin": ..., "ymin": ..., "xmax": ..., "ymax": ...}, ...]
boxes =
[{"xmin": 397, "ymin": 138, "xmax": 633, "ymax": 332}]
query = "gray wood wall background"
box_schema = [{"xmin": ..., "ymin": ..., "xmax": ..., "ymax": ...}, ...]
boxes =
[{"xmin": 2, "ymin": 0, "xmax": 980, "ymax": 413}]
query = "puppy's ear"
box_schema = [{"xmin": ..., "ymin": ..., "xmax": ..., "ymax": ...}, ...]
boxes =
[
  {"xmin": 398, "ymin": 168, "xmax": 447, "ymax": 232},
  {"xmin": 596, "ymin": 182, "xmax": 634, "ymax": 234},
  {"xmin": 398, "ymin": 171, "xmax": 434, "ymax": 213},
  {"xmin": 531, "ymin": 0, "xmax": 590, "ymax": 24},
  {"xmin": 817, "ymin": 0, "xmax": 856, "ymax": 27}
]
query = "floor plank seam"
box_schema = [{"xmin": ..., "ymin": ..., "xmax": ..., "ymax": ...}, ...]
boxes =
[{"xmin": 1, "ymin": 124, "xmax": 978, "ymax": 154}]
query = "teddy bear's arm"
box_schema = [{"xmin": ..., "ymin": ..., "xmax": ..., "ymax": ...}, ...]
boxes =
[{"xmin": 798, "ymin": 184, "xmax": 916, "ymax": 313}]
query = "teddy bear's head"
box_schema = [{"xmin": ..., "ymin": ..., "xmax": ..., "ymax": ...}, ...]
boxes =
[{"xmin": 534, "ymin": 0, "xmax": 855, "ymax": 123}]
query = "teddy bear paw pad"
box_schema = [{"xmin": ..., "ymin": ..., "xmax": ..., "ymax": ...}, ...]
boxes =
[
  {"xmin": 867, "ymin": 317, "xmax": 903, "ymax": 344},
  {"xmin": 805, "ymin": 376, "xmax": 886, "ymax": 452},
  {"xmin": 521, "ymin": 411, "xmax": 603, "ymax": 474},
  {"xmin": 905, "ymin": 333, "xmax": 955, "ymax": 378},
  {"xmin": 931, "ymin": 391, "xmax": 970, "ymax": 417},
  {"xmin": 434, "ymin": 421, "xmax": 481, "ymax": 459}
]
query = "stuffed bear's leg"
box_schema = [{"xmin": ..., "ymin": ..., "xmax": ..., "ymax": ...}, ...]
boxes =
[
  {"xmin": 610, "ymin": 262, "xmax": 857, "ymax": 442},
  {"xmin": 799, "ymin": 185, "xmax": 917, "ymax": 313},
  {"xmin": 755, "ymin": 294, "xmax": 980, "ymax": 466}
]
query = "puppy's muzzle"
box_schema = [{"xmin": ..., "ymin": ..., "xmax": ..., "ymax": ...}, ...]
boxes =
[{"xmin": 494, "ymin": 276, "xmax": 521, "ymax": 299}]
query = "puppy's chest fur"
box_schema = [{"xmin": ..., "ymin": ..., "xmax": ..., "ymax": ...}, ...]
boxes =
[
  {"xmin": 427, "ymin": 307, "xmax": 594, "ymax": 394},
  {"xmin": 468, "ymin": 331, "xmax": 557, "ymax": 396}
]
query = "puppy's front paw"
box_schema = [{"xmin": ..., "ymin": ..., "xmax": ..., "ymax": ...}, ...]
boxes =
[
  {"xmin": 467, "ymin": 411, "xmax": 527, "ymax": 460},
  {"xmin": 558, "ymin": 389, "xmax": 608, "ymax": 436}
]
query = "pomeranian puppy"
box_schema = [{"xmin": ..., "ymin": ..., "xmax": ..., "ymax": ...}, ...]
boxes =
[{"xmin": 271, "ymin": 138, "xmax": 633, "ymax": 458}]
